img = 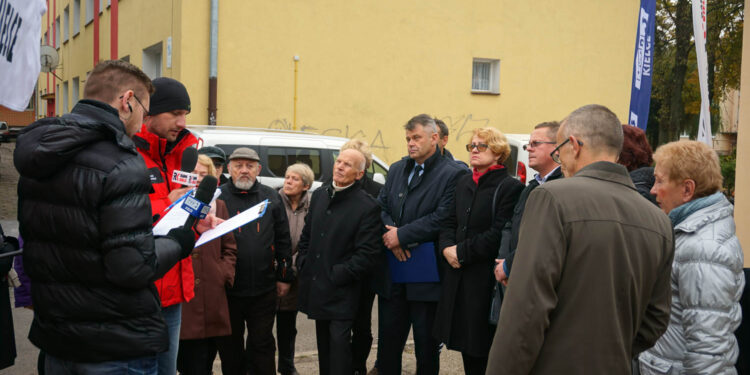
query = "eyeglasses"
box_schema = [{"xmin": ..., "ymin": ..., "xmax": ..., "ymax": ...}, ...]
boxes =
[
  {"xmin": 466, "ymin": 143, "xmax": 489, "ymax": 152},
  {"xmin": 132, "ymin": 94, "xmax": 149, "ymax": 115},
  {"xmin": 550, "ymin": 138, "xmax": 584, "ymax": 164},
  {"xmin": 119, "ymin": 92, "xmax": 150, "ymax": 114},
  {"xmin": 522, "ymin": 140, "xmax": 556, "ymax": 151}
]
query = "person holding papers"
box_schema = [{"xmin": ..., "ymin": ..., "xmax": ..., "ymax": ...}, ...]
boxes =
[
  {"xmin": 434, "ymin": 127, "xmax": 523, "ymax": 375},
  {"xmin": 219, "ymin": 147, "xmax": 294, "ymax": 375},
  {"xmin": 297, "ymin": 148, "xmax": 381, "ymax": 375},
  {"xmin": 177, "ymin": 154, "xmax": 238, "ymax": 375},
  {"xmin": 373, "ymin": 114, "xmax": 467, "ymax": 375}
]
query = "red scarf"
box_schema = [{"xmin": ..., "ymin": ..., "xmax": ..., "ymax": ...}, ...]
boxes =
[{"xmin": 472, "ymin": 164, "xmax": 505, "ymax": 185}]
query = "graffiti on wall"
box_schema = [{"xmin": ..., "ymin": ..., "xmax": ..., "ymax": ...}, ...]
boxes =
[{"xmin": 266, "ymin": 113, "xmax": 492, "ymax": 163}]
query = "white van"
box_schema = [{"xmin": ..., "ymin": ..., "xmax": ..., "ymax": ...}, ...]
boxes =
[
  {"xmin": 189, "ymin": 126, "xmax": 389, "ymax": 190},
  {"xmin": 504, "ymin": 133, "xmax": 537, "ymax": 185}
]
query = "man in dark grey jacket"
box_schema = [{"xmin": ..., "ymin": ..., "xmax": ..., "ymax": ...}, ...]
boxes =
[
  {"xmin": 374, "ymin": 114, "xmax": 467, "ymax": 375},
  {"xmin": 486, "ymin": 104, "xmax": 674, "ymax": 374},
  {"xmin": 14, "ymin": 60, "xmax": 197, "ymax": 373}
]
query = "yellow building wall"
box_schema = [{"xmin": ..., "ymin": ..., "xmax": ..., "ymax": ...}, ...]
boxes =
[
  {"xmin": 178, "ymin": 0, "xmax": 637, "ymax": 163},
  {"xmin": 42, "ymin": 1, "xmax": 637, "ymax": 165},
  {"xmin": 733, "ymin": 0, "xmax": 750, "ymax": 267}
]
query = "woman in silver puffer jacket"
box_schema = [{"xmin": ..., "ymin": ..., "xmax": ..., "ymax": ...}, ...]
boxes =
[{"xmin": 639, "ymin": 141, "xmax": 745, "ymax": 375}]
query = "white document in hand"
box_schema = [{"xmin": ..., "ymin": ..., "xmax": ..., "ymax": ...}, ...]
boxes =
[
  {"xmin": 195, "ymin": 199, "xmax": 270, "ymax": 247},
  {"xmin": 153, "ymin": 189, "xmax": 222, "ymax": 236}
]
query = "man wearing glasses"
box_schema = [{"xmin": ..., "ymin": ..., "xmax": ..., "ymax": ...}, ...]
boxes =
[
  {"xmin": 133, "ymin": 77, "xmax": 200, "ymax": 375},
  {"xmin": 494, "ymin": 121, "xmax": 563, "ymax": 285},
  {"xmin": 15, "ymin": 60, "xmax": 197, "ymax": 374},
  {"xmin": 486, "ymin": 105, "xmax": 674, "ymax": 374}
]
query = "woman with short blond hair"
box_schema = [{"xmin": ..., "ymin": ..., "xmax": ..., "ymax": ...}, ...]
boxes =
[
  {"xmin": 436, "ymin": 127, "xmax": 523, "ymax": 374},
  {"xmin": 639, "ymin": 140, "xmax": 744, "ymax": 375}
]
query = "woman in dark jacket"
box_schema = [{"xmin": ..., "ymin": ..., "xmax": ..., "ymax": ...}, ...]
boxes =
[
  {"xmin": 177, "ymin": 155, "xmax": 238, "ymax": 375},
  {"xmin": 436, "ymin": 127, "xmax": 523, "ymax": 375},
  {"xmin": 618, "ymin": 124, "xmax": 657, "ymax": 205}
]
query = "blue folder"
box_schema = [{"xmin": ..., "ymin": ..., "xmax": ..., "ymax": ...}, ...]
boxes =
[{"xmin": 387, "ymin": 242, "xmax": 440, "ymax": 283}]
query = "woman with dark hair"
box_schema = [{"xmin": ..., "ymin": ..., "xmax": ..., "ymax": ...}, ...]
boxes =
[{"xmin": 618, "ymin": 125, "xmax": 657, "ymax": 204}]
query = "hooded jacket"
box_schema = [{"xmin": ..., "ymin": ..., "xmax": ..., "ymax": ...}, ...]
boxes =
[
  {"xmin": 133, "ymin": 124, "xmax": 198, "ymax": 307},
  {"xmin": 14, "ymin": 100, "xmax": 183, "ymax": 362}
]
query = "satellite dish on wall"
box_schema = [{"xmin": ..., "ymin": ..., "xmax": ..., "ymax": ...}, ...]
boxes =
[{"xmin": 40, "ymin": 45, "xmax": 59, "ymax": 73}]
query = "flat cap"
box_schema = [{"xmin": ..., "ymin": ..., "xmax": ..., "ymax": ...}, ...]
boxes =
[
  {"xmin": 229, "ymin": 147, "xmax": 260, "ymax": 161},
  {"xmin": 198, "ymin": 146, "xmax": 227, "ymax": 163}
]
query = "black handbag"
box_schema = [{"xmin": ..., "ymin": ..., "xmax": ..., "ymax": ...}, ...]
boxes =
[{"xmin": 488, "ymin": 179, "xmax": 512, "ymax": 325}]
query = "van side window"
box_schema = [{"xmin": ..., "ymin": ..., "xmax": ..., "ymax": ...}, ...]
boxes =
[
  {"xmin": 503, "ymin": 145, "xmax": 518, "ymax": 177},
  {"xmin": 267, "ymin": 147, "xmax": 322, "ymax": 179}
]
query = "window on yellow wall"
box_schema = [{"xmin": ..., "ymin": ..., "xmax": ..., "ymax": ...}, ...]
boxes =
[
  {"xmin": 55, "ymin": 17, "xmax": 60, "ymax": 48},
  {"xmin": 85, "ymin": 0, "xmax": 93, "ymax": 24},
  {"xmin": 72, "ymin": 77, "xmax": 80, "ymax": 105},
  {"xmin": 63, "ymin": 7, "xmax": 69, "ymax": 42},
  {"xmin": 472, "ymin": 58, "xmax": 500, "ymax": 95},
  {"xmin": 62, "ymin": 81, "xmax": 69, "ymax": 114},
  {"xmin": 73, "ymin": 0, "xmax": 80, "ymax": 36}
]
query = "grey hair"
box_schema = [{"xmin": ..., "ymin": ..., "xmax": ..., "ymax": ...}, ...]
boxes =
[
  {"xmin": 285, "ymin": 162, "xmax": 314, "ymax": 187},
  {"xmin": 534, "ymin": 121, "xmax": 560, "ymax": 141},
  {"xmin": 560, "ymin": 104, "xmax": 623, "ymax": 155},
  {"xmin": 404, "ymin": 114, "xmax": 437, "ymax": 134}
]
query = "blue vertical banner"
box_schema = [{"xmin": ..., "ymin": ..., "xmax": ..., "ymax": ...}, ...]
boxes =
[{"xmin": 628, "ymin": 0, "xmax": 656, "ymax": 130}]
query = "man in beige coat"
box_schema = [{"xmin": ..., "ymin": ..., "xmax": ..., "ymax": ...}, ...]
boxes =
[{"xmin": 486, "ymin": 104, "xmax": 674, "ymax": 374}]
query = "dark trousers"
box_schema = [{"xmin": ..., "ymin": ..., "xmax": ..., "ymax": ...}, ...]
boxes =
[
  {"xmin": 376, "ymin": 286, "xmax": 440, "ymax": 375},
  {"xmin": 275, "ymin": 310, "xmax": 298, "ymax": 374},
  {"xmin": 223, "ymin": 290, "xmax": 277, "ymax": 375},
  {"xmin": 176, "ymin": 336, "xmax": 233, "ymax": 375},
  {"xmin": 460, "ymin": 353, "xmax": 488, "ymax": 375},
  {"xmin": 315, "ymin": 319, "xmax": 353, "ymax": 375},
  {"xmin": 351, "ymin": 281, "xmax": 376, "ymax": 373}
]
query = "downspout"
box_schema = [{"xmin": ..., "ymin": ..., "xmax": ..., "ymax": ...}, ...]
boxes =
[
  {"xmin": 110, "ymin": 0, "xmax": 118, "ymax": 59},
  {"xmin": 208, "ymin": 0, "xmax": 218, "ymax": 126}
]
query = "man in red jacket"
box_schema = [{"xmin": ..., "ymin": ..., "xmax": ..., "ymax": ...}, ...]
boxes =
[{"xmin": 133, "ymin": 77, "xmax": 198, "ymax": 375}]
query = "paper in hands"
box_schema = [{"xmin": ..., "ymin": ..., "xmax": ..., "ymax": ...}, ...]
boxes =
[
  {"xmin": 194, "ymin": 199, "xmax": 269, "ymax": 247},
  {"xmin": 153, "ymin": 189, "xmax": 222, "ymax": 236}
]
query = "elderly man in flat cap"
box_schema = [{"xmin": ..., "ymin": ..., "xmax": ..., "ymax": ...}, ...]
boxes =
[{"xmin": 218, "ymin": 147, "xmax": 294, "ymax": 375}]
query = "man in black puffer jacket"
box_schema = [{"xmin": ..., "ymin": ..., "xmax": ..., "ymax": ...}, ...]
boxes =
[{"xmin": 14, "ymin": 60, "xmax": 196, "ymax": 373}]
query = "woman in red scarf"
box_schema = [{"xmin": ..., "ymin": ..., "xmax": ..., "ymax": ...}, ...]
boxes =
[{"xmin": 434, "ymin": 127, "xmax": 524, "ymax": 375}]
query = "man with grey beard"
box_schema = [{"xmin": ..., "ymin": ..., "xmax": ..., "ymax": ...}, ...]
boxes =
[{"xmin": 218, "ymin": 147, "xmax": 294, "ymax": 375}]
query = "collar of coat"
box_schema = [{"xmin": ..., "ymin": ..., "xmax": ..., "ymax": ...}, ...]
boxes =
[
  {"xmin": 278, "ymin": 188, "xmax": 311, "ymax": 213},
  {"xmin": 324, "ymin": 179, "xmax": 363, "ymax": 200},
  {"xmin": 132, "ymin": 124, "xmax": 196, "ymax": 161},
  {"xmin": 402, "ymin": 145, "xmax": 443, "ymax": 176},
  {"xmin": 572, "ymin": 161, "xmax": 636, "ymax": 190}
]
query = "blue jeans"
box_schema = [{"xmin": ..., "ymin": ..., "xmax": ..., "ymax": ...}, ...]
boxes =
[
  {"xmin": 45, "ymin": 354, "xmax": 157, "ymax": 375},
  {"xmin": 157, "ymin": 304, "xmax": 182, "ymax": 375}
]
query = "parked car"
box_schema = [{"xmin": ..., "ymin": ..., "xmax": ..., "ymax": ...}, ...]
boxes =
[
  {"xmin": 0, "ymin": 122, "xmax": 9, "ymax": 143},
  {"xmin": 503, "ymin": 133, "xmax": 536, "ymax": 185},
  {"xmin": 189, "ymin": 126, "xmax": 389, "ymax": 190}
]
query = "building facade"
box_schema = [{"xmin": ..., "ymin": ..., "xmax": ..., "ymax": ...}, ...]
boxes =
[{"xmin": 39, "ymin": 0, "xmax": 638, "ymax": 163}]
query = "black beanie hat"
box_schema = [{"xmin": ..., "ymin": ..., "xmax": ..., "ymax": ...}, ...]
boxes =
[{"xmin": 149, "ymin": 77, "xmax": 191, "ymax": 116}]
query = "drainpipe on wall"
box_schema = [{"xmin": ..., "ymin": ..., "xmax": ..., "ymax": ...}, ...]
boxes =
[{"xmin": 208, "ymin": 0, "xmax": 219, "ymax": 126}]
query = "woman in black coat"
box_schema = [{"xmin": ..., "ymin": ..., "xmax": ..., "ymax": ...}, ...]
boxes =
[{"xmin": 435, "ymin": 127, "xmax": 523, "ymax": 375}]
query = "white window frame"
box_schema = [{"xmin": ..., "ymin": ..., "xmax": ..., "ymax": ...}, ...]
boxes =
[
  {"xmin": 55, "ymin": 17, "xmax": 60, "ymax": 48},
  {"xmin": 63, "ymin": 7, "xmax": 69, "ymax": 42},
  {"xmin": 73, "ymin": 0, "xmax": 80, "ymax": 36},
  {"xmin": 72, "ymin": 77, "xmax": 80, "ymax": 105},
  {"xmin": 142, "ymin": 42, "xmax": 163, "ymax": 79},
  {"xmin": 85, "ymin": 0, "xmax": 94, "ymax": 24},
  {"xmin": 471, "ymin": 58, "xmax": 500, "ymax": 95},
  {"xmin": 62, "ymin": 81, "xmax": 69, "ymax": 114}
]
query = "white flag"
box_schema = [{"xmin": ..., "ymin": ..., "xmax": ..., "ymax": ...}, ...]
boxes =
[
  {"xmin": 692, "ymin": 0, "xmax": 712, "ymax": 146},
  {"xmin": 0, "ymin": 0, "xmax": 47, "ymax": 111}
]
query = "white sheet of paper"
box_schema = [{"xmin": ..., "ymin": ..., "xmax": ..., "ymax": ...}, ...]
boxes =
[
  {"xmin": 195, "ymin": 199, "xmax": 269, "ymax": 247},
  {"xmin": 153, "ymin": 189, "xmax": 222, "ymax": 236}
]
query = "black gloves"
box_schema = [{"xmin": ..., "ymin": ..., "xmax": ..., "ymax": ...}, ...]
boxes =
[{"xmin": 167, "ymin": 227, "xmax": 196, "ymax": 258}]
